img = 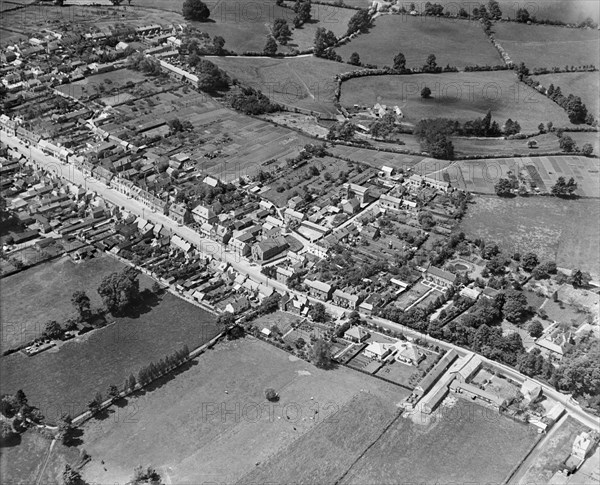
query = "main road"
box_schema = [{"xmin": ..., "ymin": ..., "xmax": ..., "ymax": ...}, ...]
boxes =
[{"xmin": 3, "ymin": 130, "xmax": 599, "ymax": 432}]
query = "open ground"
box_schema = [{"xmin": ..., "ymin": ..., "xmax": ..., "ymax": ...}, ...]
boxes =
[
  {"xmin": 0, "ymin": 253, "xmax": 137, "ymax": 350},
  {"xmin": 210, "ymin": 56, "xmax": 357, "ymax": 115},
  {"xmin": 459, "ymin": 195, "xmax": 600, "ymax": 276},
  {"xmin": 493, "ymin": 22, "xmax": 600, "ymax": 69},
  {"xmin": 0, "ymin": 290, "xmax": 219, "ymax": 421},
  {"xmin": 534, "ymin": 71, "xmax": 600, "ymax": 118},
  {"xmin": 337, "ymin": 14, "xmax": 502, "ymax": 69},
  {"xmin": 340, "ymin": 71, "xmax": 576, "ymax": 132},
  {"xmin": 78, "ymin": 338, "xmax": 408, "ymax": 485},
  {"xmin": 338, "ymin": 398, "xmax": 539, "ymax": 484}
]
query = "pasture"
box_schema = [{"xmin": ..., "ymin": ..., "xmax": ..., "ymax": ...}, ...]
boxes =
[
  {"xmin": 210, "ymin": 56, "xmax": 356, "ymax": 114},
  {"xmin": 459, "ymin": 195, "xmax": 600, "ymax": 276},
  {"xmin": 0, "ymin": 253, "xmax": 132, "ymax": 350},
  {"xmin": 534, "ymin": 71, "xmax": 600, "ymax": 117},
  {"xmin": 337, "ymin": 14, "xmax": 501, "ymax": 69},
  {"xmin": 79, "ymin": 338, "xmax": 407, "ymax": 485},
  {"xmin": 340, "ymin": 71, "xmax": 575, "ymax": 132},
  {"xmin": 0, "ymin": 291, "xmax": 219, "ymax": 421},
  {"xmin": 493, "ymin": 22, "xmax": 600, "ymax": 69},
  {"xmin": 339, "ymin": 399, "xmax": 539, "ymax": 484}
]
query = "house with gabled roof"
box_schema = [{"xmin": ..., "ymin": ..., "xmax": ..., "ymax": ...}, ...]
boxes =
[
  {"xmin": 304, "ymin": 279, "xmax": 333, "ymax": 301},
  {"xmin": 424, "ymin": 265, "xmax": 456, "ymax": 288}
]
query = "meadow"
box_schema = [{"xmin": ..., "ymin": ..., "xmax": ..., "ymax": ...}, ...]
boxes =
[
  {"xmin": 493, "ymin": 22, "xmax": 600, "ymax": 69},
  {"xmin": 339, "ymin": 399, "xmax": 539, "ymax": 484},
  {"xmin": 459, "ymin": 195, "xmax": 600, "ymax": 276},
  {"xmin": 0, "ymin": 291, "xmax": 219, "ymax": 422},
  {"xmin": 534, "ymin": 71, "xmax": 600, "ymax": 117},
  {"xmin": 340, "ymin": 71, "xmax": 575, "ymax": 132},
  {"xmin": 337, "ymin": 14, "xmax": 501, "ymax": 69},
  {"xmin": 78, "ymin": 338, "xmax": 407, "ymax": 485},
  {"xmin": 210, "ymin": 56, "xmax": 357, "ymax": 114},
  {"xmin": 0, "ymin": 253, "xmax": 135, "ymax": 350}
]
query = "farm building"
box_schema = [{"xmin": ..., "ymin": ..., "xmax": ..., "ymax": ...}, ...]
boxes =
[
  {"xmin": 449, "ymin": 381, "xmax": 505, "ymax": 410},
  {"xmin": 415, "ymin": 349, "xmax": 458, "ymax": 396},
  {"xmin": 449, "ymin": 354, "xmax": 482, "ymax": 382}
]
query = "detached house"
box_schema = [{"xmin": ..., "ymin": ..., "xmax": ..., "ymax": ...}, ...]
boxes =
[
  {"xmin": 344, "ymin": 326, "xmax": 369, "ymax": 343},
  {"xmin": 192, "ymin": 203, "xmax": 218, "ymax": 225},
  {"xmin": 424, "ymin": 265, "xmax": 456, "ymax": 289},
  {"xmin": 251, "ymin": 236, "xmax": 288, "ymax": 262},
  {"xmin": 332, "ymin": 289, "xmax": 360, "ymax": 309},
  {"xmin": 304, "ymin": 279, "xmax": 333, "ymax": 301},
  {"xmin": 364, "ymin": 341, "xmax": 392, "ymax": 361}
]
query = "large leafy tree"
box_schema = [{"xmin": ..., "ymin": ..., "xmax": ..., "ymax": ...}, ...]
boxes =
[
  {"xmin": 182, "ymin": 0, "xmax": 210, "ymax": 21},
  {"xmin": 310, "ymin": 339, "xmax": 333, "ymax": 369},
  {"xmin": 72, "ymin": 290, "xmax": 91, "ymax": 321},
  {"xmin": 97, "ymin": 267, "xmax": 141, "ymax": 315}
]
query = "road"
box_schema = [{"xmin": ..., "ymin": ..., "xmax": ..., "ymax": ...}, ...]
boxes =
[{"xmin": 3, "ymin": 130, "xmax": 599, "ymax": 432}]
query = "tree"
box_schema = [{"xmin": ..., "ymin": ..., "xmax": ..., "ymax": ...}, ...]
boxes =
[
  {"xmin": 559, "ymin": 135, "xmax": 576, "ymax": 153},
  {"xmin": 581, "ymin": 143, "xmax": 593, "ymax": 156},
  {"xmin": 421, "ymin": 87, "xmax": 431, "ymax": 99},
  {"xmin": 348, "ymin": 52, "xmax": 360, "ymax": 66},
  {"xmin": 217, "ymin": 312, "xmax": 235, "ymax": 327},
  {"xmin": 195, "ymin": 59, "xmax": 230, "ymax": 91},
  {"xmin": 72, "ymin": 290, "xmax": 92, "ymax": 322},
  {"xmin": 212, "ymin": 35, "xmax": 226, "ymax": 54},
  {"xmin": 41, "ymin": 320, "xmax": 63, "ymax": 340},
  {"xmin": 107, "ymin": 384, "xmax": 120, "ymax": 402},
  {"xmin": 110, "ymin": 0, "xmax": 123, "ymax": 4},
  {"xmin": 265, "ymin": 388, "xmax": 279, "ymax": 401},
  {"xmin": 568, "ymin": 269, "xmax": 591, "ymax": 288},
  {"xmin": 132, "ymin": 465, "xmax": 162, "ymax": 485},
  {"xmin": 294, "ymin": 0, "xmax": 312, "ymax": 25},
  {"xmin": 393, "ymin": 52, "xmax": 406, "ymax": 70},
  {"xmin": 551, "ymin": 176, "xmax": 577, "ymax": 197},
  {"xmin": 494, "ymin": 178, "xmax": 514, "ymax": 197},
  {"xmin": 566, "ymin": 96, "xmax": 587, "ymax": 124},
  {"xmin": 537, "ymin": 123, "xmax": 545, "ymax": 134},
  {"xmin": 521, "ymin": 252, "xmax": 539, "ymax": 272},
  {"xmin": 346, "ymin": 8, "xmax": 371, "ymax": 35},
  {"xmin": 314, "ymin": 27, "xmax": 337, "ymax": 57},
  {"xmin": 88, "ymin": 392, "xmax": 103, "ymax": 415},
  {"xmin": 128, "ymin": 374, "xmax": 137, "ymax": 391},
  {"xmin": 310, "ymin": 302, "xmax": 327, "ymax": 322},
  {"xmin": 272, "ymin": 19, "xmax": 292, "ymax": 45},
  {"xmin": 57, "ymin": 414, "xmax": 75, "ymax": 445},
  {"xmin": 515, "ymin": 8, "xmax": 530, "ymax": 22},
  {"xmin": 62, "ymin": 464, "xmax": 84, "ymax": 485},
  {"xmin": 528, "ymin": 321, "xmax": 544, "ymax": 338},
  {"xmin": 504, "ymin": 118, "xmax": 521, "ymax": 135},
  {"xmin": 310, "ymin": 339, "xmax": 332, "ymax": 369},
  {"xmin": 182, "ymin": 0, "xmax": 210, "ymax": 21},
  {"xmin": 97, "ymin": 267, "xmax": 141, "ymax": 315},
  {"xmin": 264, "ymin": 35, "xmax": 278, "ymax": 55},
  {"xmin": 0, "ymin": 421, "xmax": 15, "ymax": 443},
  {"xmin": 487, "ymin": 0, "xmax": 502, "ymax": 19},
  {"xmin": 423, "ymin": 54, "xmax": 437, "ymax": 72},
  {"xmin": 503, "ymin": 290, "xmax": 529, "ymax": 323}
]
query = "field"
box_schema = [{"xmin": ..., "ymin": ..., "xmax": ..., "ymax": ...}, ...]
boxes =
[
  {"xmin": 459, "ymin": 195, "xmax": 600, "ymax": 276},
  {"xmin": 494, "ymin": 22, "xmax": 600, "ymax": 69},
  {"xmin": 0, "ymin": 253, "xmax": 134, "ymax": 350},
  {"xmin": 337, "ymin": 15, "xmax": 502, "ymax": 69},
  {"xmin": 534, "ymin": 71, "xmax": 600, "ymax": 118},
  {"xmin": 78, "ymin": 338, "xmax": 408, "ymax": 485},
  {"xmin": 131, "ymin": 0, "xmax": 354, "ymax": 53},
  {"xmin": 437, "ymin": 155, "xmax": 600, "ymax": 197},
  {"xmin": 0, "ymin": 291, "xmax": 219, "ymax": 421},
  {"xmin": 0, "ymin": 429, "xmax": 81, "ymax": 485},
  {"xmin": 210, "ymin": 56, "xmax": 357, "ymax": 114},
  {"xmin": 338, "ymin": 399, "xmax": 539, "ymax": 484},
  {"xmin": 340, "ymin": 71, "xmax": 575, "ymax": 132}
]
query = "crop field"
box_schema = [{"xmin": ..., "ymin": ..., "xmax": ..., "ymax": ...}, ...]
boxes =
[
  {"xmin": 337, "ymin": 15, "xmax": 501, "ymax": 69},
  {"xmin": 79, "ymin": 338, "xmax": 408, "ymax": 485},
  {"xmin": 0, "ymin": 291, "xmax": 219, "ymax": 422},
  {"xmin": 459, "ymin": 196, "xmax": 600, "ymax": 276},
  {"xmin": 210, "ymin": 56, "xmax": 357, "ymax": 115},
  {"xmin": 330, "ymin": 145, "xmax": 425, "ymax": 171},
  {"xmin": 240, "ymin": 391, "xmax": 402, "ymax": 484},
  {"xmin": 340, "ymin": 71, "xmax": 575, "ymax": 132},
  {"xmin": 441, "ymin": 155, "xmax": 600, "ymax": 197},
  {"xmin": 534, "ymin": 71, "xmax": 600, "ymax": 117},
  {"xmin": 0, "ymin": 253, "xmax": 134, "ymax": 350},
  {"xmin": 339, "ymin": 399, "xmax": 539, "ymax": 484},
  {"xmin": 494, "ymin": 22, "xmax": 600, "ymax": 69}
]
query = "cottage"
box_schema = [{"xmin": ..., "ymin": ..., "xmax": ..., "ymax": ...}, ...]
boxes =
[
  {"xmin": 225, "ymin": 296, "xmax": 250, "ymax": 315},
  {"xmin": 342, "ymin": 198, "xmax": 360, "ymax": 214}
]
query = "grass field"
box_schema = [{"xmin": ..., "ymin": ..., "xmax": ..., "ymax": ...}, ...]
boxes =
[
  {"xmin": 534, "ymin": 71, "xmax": 600, "ymax": 117},
  {"xmin": 0, "ymin": 291, "xmax": 219, "ymax": 422},
  {"xmin": 78, "ymin": 338, "xmax": 408, "ymax": 485},
  {"xmin": 339, "ymin": 399, "xmax": 539, "ymax": 484},
  {"xmin": 494, "ymin": 22, "xmax": 600, "ymax": 69},
  {"xmin": 459, "ymin": 195, "xmax": 600, "ymax": 276},
  {"xmin": 210, "ymin": 56, "xmax": 357, "ymax": 114},
  {"xmin": 55, "ymin": 68, "xmax": 149, "ymax": 101},
  {"xmin": 337, "ymin": 15, "xmax": 501, "ymax": 69},
  {"xmin": 340, "ymin": 71, "xmax": 575, "ymax": 132},
  {"xmin": 0, "ymin": 429, "xmax": 81, "ymax": 485},
  {"xmin": 239, "ymin": 391, "xmax": 402, "ymax": 484},
  {"xmin": 0, "ymin": 254, "xmax": 134, "ymax": 350}
]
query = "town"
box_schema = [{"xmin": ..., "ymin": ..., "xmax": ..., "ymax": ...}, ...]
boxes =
[{"xmin": 0, "ymin": 0, "xmax": 599, "ymax": 484}]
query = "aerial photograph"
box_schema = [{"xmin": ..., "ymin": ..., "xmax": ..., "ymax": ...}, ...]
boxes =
[{"xmin": 0, "ymin": 0, "xmax": 599, "ymax": 483}]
